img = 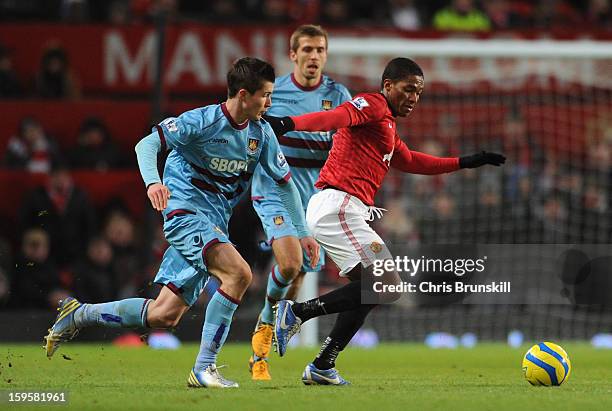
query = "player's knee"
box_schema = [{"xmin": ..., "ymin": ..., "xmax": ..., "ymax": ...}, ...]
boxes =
[
  {"xmin": 233, "ymin": 266, "xmax": 252, "ymax": 290},
  {"xmin": 278, "ymin": 259, "xmax": 301, "ymax": 281},
  {"xmin": 148, "ymin": 310, "xmax": 182, "ymax": 329}
]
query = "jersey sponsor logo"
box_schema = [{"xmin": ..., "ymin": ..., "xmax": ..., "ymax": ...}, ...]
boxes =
[
  {"xmin": 161, "ymin": 118, "xmax": 178, "ymax": 132},
  {"xmin": 349, "ymin": 96, "xmax": 369, "ymax": 111},
  {"xmin": 207, "ymin": 138, "xmax": 229, "ymax": 144},
  {"xmin": 382, "ymin": 150, "xmax": 394, "ymax": 166},
  {"xmin": 247, "ymin": 138, "xmax": 260, "ymax": 155},
  {"xmin": 273, "ymin": 215, "xmax": 284, "ymax": 226},
  {"xmin": 272, "ymin": 97, "xmax": 298, "ymax": 104},
  {"xmin": 209, "ymin": 157, "xmax": 248, "ymax": 173},
  {"xmin": 277, "ymin": 152, "xmax": 287, "ymax": 167},
  {"xmin": 321, "ymin": 99, "xmax": 333, "ymax": 110}
]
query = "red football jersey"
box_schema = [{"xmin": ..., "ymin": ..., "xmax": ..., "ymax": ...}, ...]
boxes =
[{"xmin": 291, "ymin": 92, "xmax": 460, "ymax": 206}]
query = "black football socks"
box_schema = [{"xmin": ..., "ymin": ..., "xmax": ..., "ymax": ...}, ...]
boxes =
[
  {"xmin": 313, "ymin": 304, "xmax": 377, "ymax": 370},
  {"xmin": 292, "ymin": 280, "xmax": 363, "ymax": 323}
]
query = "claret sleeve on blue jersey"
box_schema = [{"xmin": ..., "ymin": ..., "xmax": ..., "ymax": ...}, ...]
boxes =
[
  {"xmin": 277, "ymin": 179, "xmax": 309, "ymax": 238},
  {"xmin": 259, "ymin": 123, "xmax": 309, "ymax": 237},
  {"xmin": 135, "ymin": 132, "xmax": 162, "ymax": 187},
  {"xmin": 259, "ymin": 122, "xmax": 292, "ymax": 185}
]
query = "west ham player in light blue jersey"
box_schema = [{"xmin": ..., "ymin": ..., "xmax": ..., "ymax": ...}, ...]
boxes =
[
  {"xmin": 43, "ymin": 57, "xmax": 319, "ymax": 389},
  {"xmin": 248, "ymin": 25, "xmax": 351, "ymax": 380}
]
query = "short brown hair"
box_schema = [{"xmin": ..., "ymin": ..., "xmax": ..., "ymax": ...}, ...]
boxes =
[
  {"xmin": 227, "ymin": 57, "xmax": 275, "ymax": 98},
  {"xmin": 290, "ymin": 24, "xmax": 328, "ymax": 52}
]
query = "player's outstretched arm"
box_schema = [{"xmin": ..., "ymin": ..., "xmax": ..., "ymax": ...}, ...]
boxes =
[
  {"xmin": 392, "ymin": 139, "xmax": 505, "ymax": 175},
  {"xmin": 135, "ymin": 133, "xmax": 171, "ymax": 211},
  {"xmin": 459, "ymin": 151, "xmax": 506, "ymax": 168},
  {"xmin": 276, "ymin": 179, "xmax": 320, "ymax": 267},
  {"xmin": 263, "ymin": 105, "xmax": 352, "ymax": 136}
]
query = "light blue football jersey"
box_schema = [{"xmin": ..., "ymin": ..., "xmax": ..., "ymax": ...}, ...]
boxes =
[
  {"xmin": 251, "ymin": 74, "xmax": 351, "ymax": 210},
  {"xmin": 157, "ymin": 103, "xmax": 290, "ymax": 226}
]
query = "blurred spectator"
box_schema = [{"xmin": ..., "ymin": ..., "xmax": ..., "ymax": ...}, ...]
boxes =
[
  {"xmin": 0, "ymin": 267, "xmax": 9, "ymax": 307},
  {"xmin": 35, "ymin": 45, "xmax": 81, "ymax": 99},
  {"xmin": 378, "ymin": 196, "xmax": 420, "ymax": 244},
  {"xmin": 532, "ymin": 0, "xmax": 581, "ymax": 29},
  {"xmin": 419, "ymin": 192, "xmax": 462, "ymax": 243},
  {"xmin": 0, "ymin": 44, "xmax": 22, "ymax": 97},
  {"xmin": 71, "ymin": 236, "xmax": 116, "ymax": 302},
  {"xmin": 535, "ymin": 194, "xmax": 569, "ymax": 242},
  {"xmin": 432, "ymin": 0, "xmax": 491, "ymax": 31},
  {"xmin": 0, "ymin": 235, "xmax": 11, "ymax": 307},
  {"xmin": 389, "ymin": 0, "xmax": 422, "ymax": 30},
  {"xmin": 9, "ymin": 228, "xmax": 66, "ymax": 309},
  {"xmin": 585, "ymin": 116, "xmax": 612, "ymax": 174},
  {"xmin": 260, "ymin": 0, "xmax": 292, "ymax": 23},
  {"xmin": 483, "ymin": 0, "xmax": 532, "ymax": 29},
  {"xmin": 586, "ymin": 0, "xmax": 612, "ymax": 27},
  {"xmin": 20, "ymin": 162, "xmax": 97, "ymax": 267},
  {"xmin": 207, "ymin": 0, "xmax": 246, "ymax": 23},
  {"xmin": 108, "ymin": 0, "xmax": 131, "ymax": 24},
  {"xmin": 61, "ymin": 0, "xmax": 90, "ymax": 22},
  {"xmin": 3, "ymin": 117, "xmax": 62, "ymax": 173},
  {"xmin": 103, "ymin": 209, "xmax": 143, "ymax": 298},
  {"xmin": 321, "ymin": 0, "xmax": 351, "ymax": 25},
  {"xmin": 132, "ymin": 0, "xmax": 180, "ymax": 22},
  {"xmin": 349, "ymin": 0, "xmax": 391, "ymax": 25},
  {"xmin": 68, "ymin": 117, "xmax": 125, "ymax": 170}
]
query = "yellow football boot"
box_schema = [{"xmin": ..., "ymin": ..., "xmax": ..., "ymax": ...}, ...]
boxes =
[{"xmin": 249, "ymin": 322, "xmax": 273, "ymax": 380}]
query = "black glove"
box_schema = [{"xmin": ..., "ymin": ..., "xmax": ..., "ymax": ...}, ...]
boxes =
[
  {"xmin": 459, "ymin": 151, "xmax": 506, "ymax": 168},
  {"xmin": 262, "ymin": 114, "xmax": 295, "ymax": 137}
]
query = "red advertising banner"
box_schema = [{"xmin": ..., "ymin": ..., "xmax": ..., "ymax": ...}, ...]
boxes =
[
  {"xmin": 1, "ymin": 24, "xmax": 296, "ymax": 94},
  {"xmin": 2, "ymin": 24, "xmax": 611, "ymax": 95}
]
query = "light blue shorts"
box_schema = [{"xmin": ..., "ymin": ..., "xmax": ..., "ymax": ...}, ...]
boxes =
[
  {"xmin": 154, "ymin": 210, "xmax": 229, "ymax": 306},
  {"xmin": 252, "ymin": 198, "xmax": 324, "ymax": 272}
]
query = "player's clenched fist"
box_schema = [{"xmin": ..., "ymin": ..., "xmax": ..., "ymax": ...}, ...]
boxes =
[
  {"xmin": 147, "ymin": 182, "xmax": 171, "ymax": 211},
  {"xmin": 300, "ymin": 236, "xmax": 320, "ymax": 268}
]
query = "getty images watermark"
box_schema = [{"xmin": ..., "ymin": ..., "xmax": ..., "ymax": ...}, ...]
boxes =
[
  {"xmin": 360, "ymin": 244, "xmax": 612, "ymax": 305},
  {"xmin": 370, "ymin": 255, "xmax": 511, "ymax": 294}
]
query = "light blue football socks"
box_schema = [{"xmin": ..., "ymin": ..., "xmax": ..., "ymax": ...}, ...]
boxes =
[
  {"xmin": 74, "ymin": 298, "xmax": 151, "ymax": 328},
  {"xmin": 260, "ymin": 265, "xmax": 291, "ymax": 324},
  {"xmin": 194, "ymin": 290, "xmax": 239, "ymax": 371}
]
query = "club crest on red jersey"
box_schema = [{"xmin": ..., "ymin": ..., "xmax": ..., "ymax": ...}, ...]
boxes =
[
  {"xmin": 370, "ymin": 242, "xmax": 383, "ymax": 253},
  {"xmin": 248, "ymin": 138, "xmax": 259, "ymax": 154},
  {"xmin": 321, "ymin": 100, "xmax": 333, "ymax": 110},
  {"xmin": 273, "ymin": 216, "xmax": 284, "ymax": 225}
]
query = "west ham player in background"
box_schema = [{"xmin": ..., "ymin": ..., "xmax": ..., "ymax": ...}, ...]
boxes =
[
  {"xmin": 266, "ymin": 57, "xmax": 505, "ymax": 385},
  {"xmin": 43, "ymin": 57, "xmax": 319, "ymax": 389},
  {"xmin": 249, "ymin": 24, "xmax": 351, "ymax": 381}
]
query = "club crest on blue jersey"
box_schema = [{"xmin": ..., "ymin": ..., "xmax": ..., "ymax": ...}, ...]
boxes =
[
  {"xmin": 321, "ymin": 100, "xmax": 333, "ymax": 110},
  {"xmin": 248, "ymin": 138, "xmax": 260, "ymax": 155},
  {"xmin": 273, "ymin": 216, "xmax": 284, "ymax": 225}
]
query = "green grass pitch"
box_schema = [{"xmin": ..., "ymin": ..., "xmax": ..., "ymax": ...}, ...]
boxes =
[{"xmin": 1, "ymin": 343, "xmax": 611, "ymax": 410}]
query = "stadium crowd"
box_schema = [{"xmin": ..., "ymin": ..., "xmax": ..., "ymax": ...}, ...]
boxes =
[
  {"xmin": 0, "ymin": 0, "xmax": 611, "ymax": 30},
  {"xmin": 0, "ymin": 0, "xmax": 610, "ymax": 314}
]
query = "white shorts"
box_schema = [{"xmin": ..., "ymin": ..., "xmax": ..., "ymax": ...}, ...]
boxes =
[{"xmin": 306, "ymin": 189, "xmax": 390, "ymax": 276}]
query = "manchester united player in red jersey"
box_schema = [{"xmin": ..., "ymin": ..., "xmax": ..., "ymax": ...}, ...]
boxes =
[{"xmin": 265, "ymin": 58, "xmax": 505, "ymax": 385}]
